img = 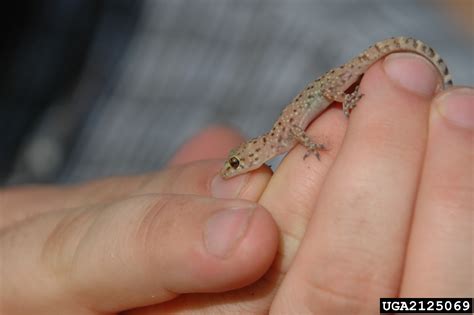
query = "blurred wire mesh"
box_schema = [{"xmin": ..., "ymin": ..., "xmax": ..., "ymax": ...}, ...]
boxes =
[{"xmin": 2, "ymin": 0, "xmax": 473, "ymax": 185}]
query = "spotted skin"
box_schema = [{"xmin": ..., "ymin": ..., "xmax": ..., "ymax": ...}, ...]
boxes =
[{"xmin": 221, "ymin": 36, "xmax": 453, "ymax": 179}]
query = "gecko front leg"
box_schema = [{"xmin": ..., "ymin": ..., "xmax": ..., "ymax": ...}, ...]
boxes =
[
  {"xmin": 290, "ymin": 85, "xmax": 362, "ymax": 160},
  {"xmin": 290, "ymin": 125, "xmax": 326, "ymax": 160}
]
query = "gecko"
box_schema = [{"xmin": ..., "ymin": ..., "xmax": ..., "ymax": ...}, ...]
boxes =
[{"xmin": 220, "ymin": 36, "xmax": 453, "ymax": 179}]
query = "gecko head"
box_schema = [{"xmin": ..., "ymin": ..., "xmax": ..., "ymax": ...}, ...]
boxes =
[{"xmin": 220, "ymin": 140, "xmax": 266, "ymax": 179}]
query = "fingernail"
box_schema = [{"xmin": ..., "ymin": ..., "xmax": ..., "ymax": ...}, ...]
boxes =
[
  {"xmin": 211, "ymin": 173, "xmax": 248, "ymax": 199},
  {"xmin": 384, "ymin": 53, "xmax": 439, "ymax": 97},
  {"xmin": 435, "ymin": 88, "xmax": 474, "ymax": 129},
  {"xmin": 204, "ymin": 206, "xmax": 254, "ymax": 258}
]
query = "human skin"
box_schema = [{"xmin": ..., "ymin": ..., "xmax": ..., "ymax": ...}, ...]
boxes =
[{"xmin": 0, "ymin": 53, "xmax": 472, "ymax": 314}]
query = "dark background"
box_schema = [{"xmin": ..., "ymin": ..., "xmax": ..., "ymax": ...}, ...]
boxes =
[{"xmin": 1, "ymin": 1, "xmax": 140, "ymax": 183}]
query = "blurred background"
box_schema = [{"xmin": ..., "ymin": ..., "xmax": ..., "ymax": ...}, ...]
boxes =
[{"xmin": 1, "ymin": 0, "xmax": 473, "ymax": 185}]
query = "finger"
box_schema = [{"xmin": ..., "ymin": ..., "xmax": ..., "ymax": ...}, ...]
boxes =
[
  {"xmin": 271, "ymin": 53, "xmax": 441, "ymax": 313},
  {"xmin": 1, "ymin": 158, "xmax": 271, "ymax": 230},
  {"xmin": 259, "ymin": 105, "xmax": 347, "ymax": 270},
  {"xmin": 0, "ymin": 178, "xmax": 146, "ymax": 229},
  {"xmin": 0, "ymin": 194, "xmax": 278, "ymax": 314},
  {"xmin": 168, "ymin": 125, "xmax": 245, "ymax": 165},
  {"xmin": 0, "ymin": 126, "xmax": 255, "ymax": 229},
  {"xmin": 400, "ymin": 87, "xmax": 474, "ymax": 297},
  {"xmin": 139, "ymin": 159, "xmax": 271, "ymax": 201}
]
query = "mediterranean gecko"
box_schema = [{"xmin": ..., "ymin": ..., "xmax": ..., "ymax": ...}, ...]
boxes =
[{"xmin": 221, "ymin": 36, "xmax": 452, "ymax": 179}]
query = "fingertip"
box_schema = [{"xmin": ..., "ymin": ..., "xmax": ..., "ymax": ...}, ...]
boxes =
[
  {"xmin": 433, "ymin": 87, "xmax": 474, "ymax": 130},
  {"xmin": 383, "ymin": 52, "xmax": 440, "ymax": 97},
  {"xmin": 196, "ymin": 204, "xmax": 279, "ymax": 291},
  {"xmin": 235, "ymin": 204, "xmax": 279, "ymax": 280},
  {"xmin": 204, "ymin": 206, "xmax": 256, "ymax": 259},
  {"xmin": 211, "ymin": 164, "xmax": 272, "ymax": 200},
  {"xmin": 338, "ymin": 56, "xmax": 434, "ymax": 166}
]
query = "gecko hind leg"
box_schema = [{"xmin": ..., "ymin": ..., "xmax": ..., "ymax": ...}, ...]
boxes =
[
  {"xmin": 342, "ymin": 85, "xmax": 364, "ymax": 117},
  {"xmin": 290, "ymin": 125, "xmax": 326, "ymax": 160},
  {"xmin": 322, "ymin": 85, "xmax": 364, "ymax": 117}
]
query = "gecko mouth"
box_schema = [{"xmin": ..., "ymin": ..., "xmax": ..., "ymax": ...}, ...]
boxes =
[{"xmin": 220, "ymin": 163, "xmax": 232, "ymax": 178}]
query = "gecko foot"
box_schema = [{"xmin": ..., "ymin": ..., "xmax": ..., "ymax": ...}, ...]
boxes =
[
  {"xmin": 291, "ymin": 125, "xmax": 326, "ymax": 161},
  {"xmin": 343, "ymin": 85, "xmax": 364, "ymax": 117},
  {"xmin": 303, "ymin": 144, "xmax": 325, "ymax": 160}
]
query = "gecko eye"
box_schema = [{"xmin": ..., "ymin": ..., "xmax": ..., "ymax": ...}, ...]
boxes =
[{"xmin": 229, "ymin": 156, "xmax": 240, "ymax": 169}]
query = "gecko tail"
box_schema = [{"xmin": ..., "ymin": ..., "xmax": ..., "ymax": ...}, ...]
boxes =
[{"xmin": 346, "ymin": 36, "xmax": 453, "ymax": 88}]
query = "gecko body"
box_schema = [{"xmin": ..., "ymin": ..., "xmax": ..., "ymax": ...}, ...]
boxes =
[{"xmin": 221, "ymin": 36, "xmax": 452, "ymax": 179}]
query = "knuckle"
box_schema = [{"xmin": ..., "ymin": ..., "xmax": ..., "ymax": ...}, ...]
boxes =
[
  {"xmin": 302, "ymin": 254, "xmax": 396, "ymax": 313},
  {"xmin": 132, "ymin": 195, "xmax": 191, "ymax": 262},
  {"xmin": 41, "ymin": 207, "xmax": 98, "ymax": 279},
  {"xmin": 303, "ymin": 279, "xmax": 367, "ymax": 313},
  {"xmin": 432, "ymin": 181, "xmax": 472, "ymax": 212}
]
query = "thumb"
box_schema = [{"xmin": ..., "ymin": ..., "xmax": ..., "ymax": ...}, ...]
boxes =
[{"xmin": 1, "ymin": 194, "xmax": 278, "ymax": 314}]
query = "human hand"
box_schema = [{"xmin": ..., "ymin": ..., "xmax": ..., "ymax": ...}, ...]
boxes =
[
  {"xmin": 1, "ymin": 53, "xmax": 471, "ymax": 314},
  {"xmin": 266, "ymin": 53, "xmax": 473, "ymax": 313},
  {"xmin": 127, "ymin": 53, "xmax": 473, "ymax": 314},
  {"xmin": 0, "ymin": 131, "xmax": 278, "ymax": 315}
]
